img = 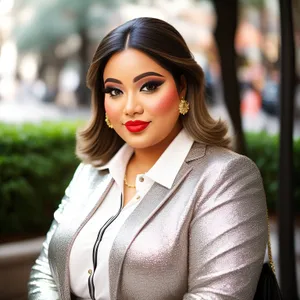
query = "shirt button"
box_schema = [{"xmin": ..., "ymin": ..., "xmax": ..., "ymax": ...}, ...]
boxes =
[
  {"xmin": 88, "ymin": 269, "xmax": 92, "ymax": 275},
  {"xmin": 136, "ymin": 195, "xmax": 141, "ymax": 200},
  {"xmin": 139, "ymin": 176, "xmax": 144, "ymax": 182}
]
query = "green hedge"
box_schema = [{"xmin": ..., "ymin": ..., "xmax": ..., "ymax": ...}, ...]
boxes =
[
  {"xmin": 246, "ymin": 132, "xmax": 300, "ymax": 212},
  {"xmin": 0, "ymin": 122, "xmax": 299, "ymax": 238},
  {"xmin": 0, "ymin": 122, "xmax": 81, "ymax": 238}
]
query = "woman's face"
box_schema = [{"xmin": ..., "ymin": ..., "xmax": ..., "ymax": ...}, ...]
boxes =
[{"xmin": 103, "ymin": 48, "xmax": 185, "ymax": 150}]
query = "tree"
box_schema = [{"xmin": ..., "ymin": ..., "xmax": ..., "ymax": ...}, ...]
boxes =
[
  {"xmin": 278, "ymin": 0, "xmax": 298, "ymax": 297},
  {"xmin": 212, "ymin": 0, "xmax": 246, "ymax": 154},
  {"xmin": 192, "ymin": 0, "xmax": 270, "ymax": 154},
  {"xmin": 13, "ymin": 0, "xmax": 121, "ymax": 105}
]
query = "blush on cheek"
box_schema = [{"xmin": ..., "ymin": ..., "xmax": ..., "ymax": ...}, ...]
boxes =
[
  {"xmin": 149, "ymin": 88, "xmax": 179, "ymax": 114},
  {"xmin": 104, "ymin": 101, "xmax": 118, "ymax": 121}
]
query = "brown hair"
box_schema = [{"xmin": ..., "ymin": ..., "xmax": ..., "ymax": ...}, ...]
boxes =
[{"xmin": 76, "ymin": 17, "xmax": 230, "ymax": 166}]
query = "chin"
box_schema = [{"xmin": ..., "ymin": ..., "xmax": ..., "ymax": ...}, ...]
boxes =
[
  {"xmin": 120, "ymin": 133, "xmax": 155, "ymax": 148},
  {"xmin": 117, "ymin": 127, "xmax": 170, "ymax": 150},
  {"xmin": 124, "ymin": 138, "xmax": 155, "ymax": 150}
]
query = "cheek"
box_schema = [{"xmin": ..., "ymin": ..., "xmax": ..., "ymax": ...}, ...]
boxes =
[
  {"xmin": 104, "ymin": 99, "xmax": 120, "ymax": 120},
  {"xmin": 148, "ymin": 88, "xmax": 178, "ymax": 115}
]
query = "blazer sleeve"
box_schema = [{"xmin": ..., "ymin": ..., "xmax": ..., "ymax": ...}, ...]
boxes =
[
  {"xmin": 28, "ymin": 163, "xmax": 84, "ymax": 300},
  {"xmin": 183, "ymin": 155, "xmax": 268, "ymax": 300}
]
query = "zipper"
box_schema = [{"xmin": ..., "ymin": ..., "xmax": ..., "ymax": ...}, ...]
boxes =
[{"xmin": 88, "ymin": 195, "xmax": 123, "ymax": 300}]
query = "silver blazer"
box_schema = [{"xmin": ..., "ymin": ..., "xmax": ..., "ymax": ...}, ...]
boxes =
[{"xmin": 28, "ymin": 143, "xmax": 268, "ymax": 300}]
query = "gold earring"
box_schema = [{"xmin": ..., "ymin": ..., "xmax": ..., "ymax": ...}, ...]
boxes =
[
  {"xmin": 179, "ymin": 97, "xmax": 189, "ymax": 115},
  {"xmin": 105, "ymin": 113, "xmax": 113, "ymax": 129}
]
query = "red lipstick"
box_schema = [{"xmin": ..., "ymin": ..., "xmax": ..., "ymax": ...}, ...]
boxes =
[{"xmin": 124, "ymin": 120, "xmax": 150, "ymax": 133}]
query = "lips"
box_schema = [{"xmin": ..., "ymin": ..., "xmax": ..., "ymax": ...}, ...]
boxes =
[{"xmin": 124, "ymin": 120, "xmax": 151, "ymax": 133}]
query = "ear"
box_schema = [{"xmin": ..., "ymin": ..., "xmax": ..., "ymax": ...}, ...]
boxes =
[{"xmin": 179, "ymin": 75, "xmax": 187, "ymax": 98}]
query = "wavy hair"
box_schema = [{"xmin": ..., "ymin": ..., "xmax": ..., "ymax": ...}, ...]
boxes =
[{"xmin": 76, "ymin": 17, "xmax": 230, "ymax": 166}]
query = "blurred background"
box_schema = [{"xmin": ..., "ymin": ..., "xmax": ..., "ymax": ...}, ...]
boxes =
[
  {"xmin": 0, "ymin": 0, "xmax": 300, "ymax": 299},
  {"xmin": 1, "ymin": 0, "xmax": 300, "ymax": 130}
]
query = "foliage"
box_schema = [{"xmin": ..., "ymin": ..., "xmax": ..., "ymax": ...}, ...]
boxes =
[
  {"xmin": 0, "ymin": 121, "xmax": 81, "ymax": 237},
  {"xmin": 13, "ymin": 0, "xmax": 121, "ymax": 52},
  {"xmin": 239, "ymin": 0, "xmax": 265, "ymax": 9},
  {"xmin": 0, "ymin": 121, "xmax": 299, "ymax": 238},
  {"xmin": 193, "ymin": 0, "xmax": 265, "ymax": 9},
  {"xmin": 246, "ymin": 132, "xmax": 279, "ymax": 211},
  {"xmin": 246, "ymin": 131, "xmax": 300, "ymax": 212}
]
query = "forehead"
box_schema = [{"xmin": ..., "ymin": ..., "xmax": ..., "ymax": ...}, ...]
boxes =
[{"xmin": 103, "ymin": 48, "xmax": 170, "ymax": 79}]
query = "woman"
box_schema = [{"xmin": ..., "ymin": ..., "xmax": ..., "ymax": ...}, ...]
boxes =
[{"xmin": 28, "ymin": 17, "xmax": 267, "ymax": 300}]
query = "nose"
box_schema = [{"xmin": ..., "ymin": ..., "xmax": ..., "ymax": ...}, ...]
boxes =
[{"xmin": 123, "ymin": 94, "xmax": 143, "ymax": 116}]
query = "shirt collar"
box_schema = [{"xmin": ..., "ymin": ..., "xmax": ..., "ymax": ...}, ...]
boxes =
[
  {"xmin": 97, "ymin": 143, "xmax": 134, "ymax": 191},
  {"xmin": 97, "ymin": 128, "xmax": 194, "ymax": 190},
  {"xmin": 145, "ymin": 129, "xmax": 194, "ymax": 189}
]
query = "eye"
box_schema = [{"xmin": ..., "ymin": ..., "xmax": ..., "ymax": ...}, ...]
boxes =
[
  {"xmin": 103, "ymin": 87, "xmax": 123, "ymax": 98},
  {"xmin": 140, "ymin": 80, "xmax": 164, "ymax": 93}
]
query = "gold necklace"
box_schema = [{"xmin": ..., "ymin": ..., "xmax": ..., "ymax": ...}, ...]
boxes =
[{"xmin": 124, "ymin": 175, "xmax": 136, "ymax": 189}]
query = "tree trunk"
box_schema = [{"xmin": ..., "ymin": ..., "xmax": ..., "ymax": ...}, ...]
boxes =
[
  {"xmin": 278, "ymin": 0, "xmax": 298, "ymax": 298},
  {"xmin": 212, "ymin": 0, "xmax": 246, "ymax": 154},
  {"xmin": 38, "ymin": 50, "xmax": 65, "ymax": 103},
  {"xmin": 76, "ymin": 28, "xmax": 91, "ymax": 106}
]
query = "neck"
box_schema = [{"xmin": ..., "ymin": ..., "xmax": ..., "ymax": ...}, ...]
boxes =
[{"xmin": 130, "ymin": 123, "xmax": 182, "ymax": 173}]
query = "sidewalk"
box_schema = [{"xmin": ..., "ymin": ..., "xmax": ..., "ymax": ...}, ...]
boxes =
[
  {"xmin": 1, "ymin": 99, "xmax": 300, "ymax": 138},
  {"xmin": 0, "ymin": 100, "xmax": 300, "ymax": 137},
  {"xmin": 0, "ymin": 100, "xmax": 90, "ymax": 123}
]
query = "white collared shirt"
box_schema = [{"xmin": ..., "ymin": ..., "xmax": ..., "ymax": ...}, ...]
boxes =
[{"xmin": 69, "ymin": 129, "xmax": 194, "ymax": 299}]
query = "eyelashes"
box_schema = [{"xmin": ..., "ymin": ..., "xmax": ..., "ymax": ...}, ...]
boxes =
[
  {"xmin": 103, "ymin": 80, "xmax": 165, "ymax": 98},
  {"xmin": 103, "ymin": 87, "xmax": 122, "ymax": 97},
  {"xmin": 140, "ymin": 80, "xmax": 164, "ymax": 92}
]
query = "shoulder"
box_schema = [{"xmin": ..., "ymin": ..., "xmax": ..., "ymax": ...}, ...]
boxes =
[
  {"xmin": 191, "ymin": 143, "xmax": 261, "ymax": 178},
  {"xmin": 189, "ymin": 144, "xmax": 264, "ymax": 204},
  {"xmin": 206, "ymin": 144, "xmax": 255, "ymax": 165},
  {"xmin": 191, "ymin": 144, "xmax": 266, "ymax": 214}
]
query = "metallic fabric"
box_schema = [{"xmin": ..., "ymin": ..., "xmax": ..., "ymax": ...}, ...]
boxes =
[{"xmin": 28, "ymin": 143, "xmax": 267, "ymax": 300}]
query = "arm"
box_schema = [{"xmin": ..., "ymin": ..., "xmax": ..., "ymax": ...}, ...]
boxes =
[
  {"xmin": 184, "ymin": 156, "xmax": 268, "ymax": 300},
  {"xmin": 28, "ymin": 163, "xmax": 84, "ymax": 300}
]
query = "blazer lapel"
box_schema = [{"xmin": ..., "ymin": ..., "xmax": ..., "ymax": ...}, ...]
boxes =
[
  {"xmin": 185, "ymin": 142, "xmax": 206, "ymax": 162},
  {"xmin": 109, "ymin": 161, "xmax": 193, "ymax": 300},
  {"xmin": 50, "ymin": 169, "xmax": 113, "ymax": 300}
]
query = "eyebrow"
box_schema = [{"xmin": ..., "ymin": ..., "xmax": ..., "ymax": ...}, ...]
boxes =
[{"xmin": 104, "ymin": 71, "xmax": 164, "ymax": 84}]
